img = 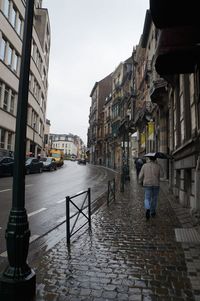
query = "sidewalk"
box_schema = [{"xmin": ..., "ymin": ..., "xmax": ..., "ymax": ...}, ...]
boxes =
[{"xmin": 32, "ymin": 170, "xmax": 200, "ymax": 301}]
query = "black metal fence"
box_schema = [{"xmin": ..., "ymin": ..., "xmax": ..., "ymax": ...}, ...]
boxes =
[
  {"xmin": 66, "ymin": 178, "xmax": 117, "ymax": 244},
  {"xmin": 66, "ymin": 188, "xmax": 91, "ymax": 244}
]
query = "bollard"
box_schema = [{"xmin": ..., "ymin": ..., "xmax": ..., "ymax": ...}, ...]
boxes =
[
  {"xmin": 88, "ymin": 188, "xmax": 91, "ymax": 229},
  {"xmin": 66, "ymin": 196, "xmax": 70, "ymax": 244},
  {"xmin": 113, "ymin": 178, "xmax": 116, "ymax": 202},
  {"xmin": 120, "ymin": 173, "xmax": 125, "ymax": 192},
  {"xmin": 107, "ymin": 180, "xmax": 110, "ymax": 205}
]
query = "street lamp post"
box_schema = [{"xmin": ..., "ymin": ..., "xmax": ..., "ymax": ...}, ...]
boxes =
[
  {"xmin": 120, "ymin": 115, "xmax": 130, "ymax": 192},
  {"xmin": 0, "ymin": 1, "xmax": 36, "ymax": 300},
  {"xmin": 126, "ymin": 115, "xmax": 130, "ymax": 181},
  {"xmin": 120, "ymin": 132, "xmax": 125, "ymax": 192}
]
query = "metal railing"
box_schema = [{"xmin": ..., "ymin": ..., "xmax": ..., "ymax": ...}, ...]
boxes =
[
  {"xmin": 65, "ymin": 178, "xmax": 117, "ymax": 244},
  {"xmin": 66, "ymin": 188, "xmax": 91, "ymax": 244}
]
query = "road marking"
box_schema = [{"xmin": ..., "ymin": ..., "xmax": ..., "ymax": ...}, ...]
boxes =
[
  {"xmin": 30, "ymin": 234, "xmax": 40, "ymax": 242},
  {"xmin": 0, "ymin": 227, "xmax": 2, "ymax": 230},
  {"xmin": 56, "ymin": 198, "xmax": 65, "ymax": 204},
  {"xmin": 0, "ymin": 251, "xmax": 7, "ymax": 258},
  {"xmin": 28, "ymin": 208, "xmax": 47, "ymax": 217},
  {"xmin": 0, "ymin": 234, "xmax": 40, "ymax": 257},
  {"xmin": 0, "ymin": 189, "xmax": 11, "ymax": 193},
  {"xmin": 0, "ymin": 184, "xmax": 33, "ymax": 193}
]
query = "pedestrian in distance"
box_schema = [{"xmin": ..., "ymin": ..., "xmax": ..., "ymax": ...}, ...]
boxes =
[
  {"xmin": 138, "ymin": 156, "xmax": 163, "ymax": 220},
  {"xmin": 135, "ymin": 158, "xmax": 144, "ymax": 178}
]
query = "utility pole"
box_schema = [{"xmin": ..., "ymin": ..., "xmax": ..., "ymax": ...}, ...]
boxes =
[{"xmin": 0, "ymin": 1, "xmax": 36, "ymax": 300}]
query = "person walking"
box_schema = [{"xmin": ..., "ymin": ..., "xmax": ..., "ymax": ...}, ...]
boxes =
[
  {"xmin": 139, "ymin": 156, "xmax": 163, "ymax": 220},
  {"xmin": 135, "ymin": 158, "xmax": 144, "ymax": 177}
]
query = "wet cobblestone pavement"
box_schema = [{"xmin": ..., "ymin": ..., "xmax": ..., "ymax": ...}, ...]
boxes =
[{"xmin": 32, "ymin": 171, "xmax": 200, "ymax": 301}]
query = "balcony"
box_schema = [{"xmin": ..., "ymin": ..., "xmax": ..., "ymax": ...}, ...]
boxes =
[
  {"xmin": 112, "ymin": 115, "xmax": 121, "ymax": 124},
  {"xmin": 105, "ymin": 133, "xmax": 112, "ymax": 140},
  {"xmin": 106, "ymin": 115, "xmax": 111, "ymax": 122},
  {"xmin": 149, "ymin": 78, "xmax": 168, "ymax": 106},
  {"xmin": 97, "ymin": 133, "xmax": 104, "ymax": 142},
  {"xmin": 155, "ymin": 26, "xmax": 200, "ymax": 75},
  {"xmin": 150, "ymin": 0, "xmax": 199, "ymax": 29},
  {"xmin": 112, "ymin": 120, "xmax": 120, "ymax": 138},
  {"xmin": 133, "ymin": 100, "xmax": 156, "ymax": 126},
  {"xmin": 144, "ymin": 60, "xmax": 152, "ymax": 81}
]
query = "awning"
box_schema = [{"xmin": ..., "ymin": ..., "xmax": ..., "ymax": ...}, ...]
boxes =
[
  {"xmin": 155, "ymin": 26, "xmax": 200, "ymax": 75},
  {"xmin": 150, "ymin": 0, "xmax": 199, "ymax": 29}
]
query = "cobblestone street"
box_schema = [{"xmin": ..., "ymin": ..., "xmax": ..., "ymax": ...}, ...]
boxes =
[{"xmin": 32, "ymin": 169, "xmax": 200, "ymax": 301}]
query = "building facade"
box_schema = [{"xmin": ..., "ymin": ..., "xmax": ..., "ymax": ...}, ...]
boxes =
[
  {"xmin": 49, "ymin": 133, "xmax": 85, "ymax": 159},
  {"xmin": 88, "ymin": 74, "xmax": 112, "ymax": 165},
  {"xmin": 87, "ymin": 6, "xmax": 200, "ymax": 219},
  {"xmin": 0, "ymin": 0, "xmax": 50, "ymax": 157},
  {"xmin": 88, "ymin": 58, "xmax": 134, "ymax": 171}
]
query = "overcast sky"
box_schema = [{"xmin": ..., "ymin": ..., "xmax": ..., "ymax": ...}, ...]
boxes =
[{"xmin": 42, "ymin": 0, "xmax": 149, "ymax": 144}]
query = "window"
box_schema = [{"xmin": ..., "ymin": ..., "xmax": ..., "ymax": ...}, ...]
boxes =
[
  {"xmin": 16, "ymin": 16, "xmax": 22, "ymax": 36},
  {"xmin": 37, "ymin": 56, "xmax": 42, "ymax": 72},
  {"xmin": 0, "ymin": 38, "xmax": 6, "ymax": 61},
  {"xmin": 0, "ymin": 128, "xmax": 6, "ymax": 148},
  {"xmin": 180, "ymin": 94, "xmax": 185, "ymax": 142},
  {"xmin": 32, "ymin": 78, "xmax": 35, "ymax": 94},
  {"xmin": 44, "ymin": 134, "xmax": 48, "ymax": 145},
  {"xmin": 7, "ymin": 45, "xmax": 12, "ymax": 66},
  {"xmin": 3, "ymin": 88, "xmax": 9, "ymax": 111},
  {"xmin": 10, "ymin": 92, "xmax": 15, "ymax": 114},
  {"xmin": 40, "ymin": 94, "xmax": 44, "ymax": 109},
  {"xmin": 31, "ymin": 42, "xmax": 35, "ymax": 59},
  {"xmin": 12, "ymin": 52, "xmax": 18, "ymax": 71},
  {"xmin": 0, "ymin": 83, "xmax": 2, "ymax": 100},
  {"xmin": 10, "ymin": 6, "xmax": 17, "ymax": 27},
  {"xmin": 7, "ymin": 132, "xmax": 12, "ymax": 150},
  {"xmin": 3, "ymin": 0, "xmax": 10, "ymax": 17},
  {"xmin": 190, "ymin": 74, "xmax": 196, "ymax": 132}
]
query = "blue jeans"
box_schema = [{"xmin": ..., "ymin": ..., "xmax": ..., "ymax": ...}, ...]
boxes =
[{"xmin": 144, "ymin": 186, "xmax": 160, "ymax": 214}]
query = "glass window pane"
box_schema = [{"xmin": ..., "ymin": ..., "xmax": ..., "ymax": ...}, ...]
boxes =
[
  {"xmin": 191, "ymin": 104, "xmax": 196, "ymax": 131},
  {"xmin": 0, "ymin": 82, "xmax": 2, "ymax": 100},
  {"xmin": 12, "ymin": 52, "xmax": 18, "ymax": 71},
  {"xmin": 0, "ymin": 38, "xmax": 6, "ymax": 61},
  {"xmin": 7, "ymin": 45, "xmax": 12, "ymax": 66},
  {"xmin": 181, "ymin": 120, "xmax": 184, "ymax": 142},
  {"xmin": 180, "ymin": 94, "xmax": 184, "ymax": 120},
  {"xmin": 7, "ymin": 132, "xmax": 12, "ymax": 150},
  {"xmin": 10, "ymin": 93, "xmax": 15, "ymax": 114},
  {"xmin": 16, "ymin": 17, "xmax": 22, "ymax": 36},
  {"xmin": 10, "ymin": 6, "xmax": 17, "ymax": 27},
  {"xmin": 3, "ymin": 88, "xmax": 9, "ymax": 111},
  {"xmin": 0, "ymin": 128, "xmax": 6, "ymax": 148},
  {"xmin": 3, "ymin": 0, "xmax": 10, "ymax": 17}
]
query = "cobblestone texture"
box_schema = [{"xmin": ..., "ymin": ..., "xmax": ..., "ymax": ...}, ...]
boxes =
[{"xmin": 32, "ymin": 170, "xmax": 200, "ymax": 301}]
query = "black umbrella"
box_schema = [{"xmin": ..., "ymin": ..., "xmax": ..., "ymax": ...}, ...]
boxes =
[{"xmin": 144, "ymin": 152, "xmax": 173, "ymax": 159}]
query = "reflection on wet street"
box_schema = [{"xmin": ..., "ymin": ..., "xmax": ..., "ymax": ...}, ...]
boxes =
[
  {"xmin": 31, "ymin": 169, "xmax": 200, "ymax": 301},
  {"xmin": 0, "ymin": 161, "xmax": 116, "ymax": 255}
]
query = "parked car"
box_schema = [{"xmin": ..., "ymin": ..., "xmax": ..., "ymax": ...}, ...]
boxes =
[
  {"xmin": 40, "ymin": 157, "xmax": 57, "ymax": 171},
  {"xmin": 25, "ymin": 157, "xmax": 43, "ymax": 174},
  {"xmin": 0, "ymin": 157, "xmax": 14, "ymax": 176},
  {"xmin": 77, "ymin": 158, "xmax": 86, "ymax": 165}
]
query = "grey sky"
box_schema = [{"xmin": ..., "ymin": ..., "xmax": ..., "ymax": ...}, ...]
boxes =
[{"xmin": 43, "ymin": 0, "xmax": 149, "ymax": 144}]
